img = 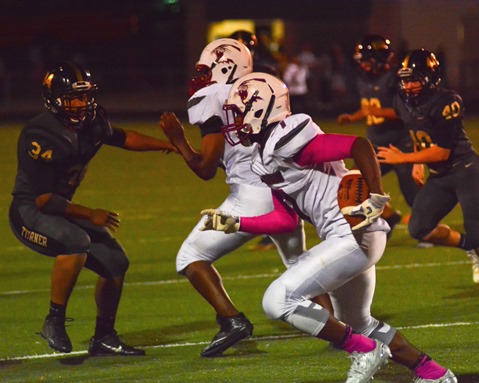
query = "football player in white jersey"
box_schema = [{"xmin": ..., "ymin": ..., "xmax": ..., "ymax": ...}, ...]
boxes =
[
  {"xmin": 201, "ymin": 73, "xmax": 456, "ymax": 383},
  {"xmin": 159, "ymin": 38, "xmax": 307, "ymax": 357}
]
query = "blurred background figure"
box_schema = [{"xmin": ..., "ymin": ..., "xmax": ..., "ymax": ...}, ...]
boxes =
[
  {"xmin": 229, "ymin": 30, "xmax": 278, "ymax": 75},
  {"xmin": 282, "ymin": 53, "xmax": 309, "ymax": 114},
  {"xmin": 337, "ymin": 34, "xmax": 422, "ymax": 242}
]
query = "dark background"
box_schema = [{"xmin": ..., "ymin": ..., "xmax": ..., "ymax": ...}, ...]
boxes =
[{"xmin": 0, "ymin": 0, "xmax": 478, "ymax": 119}]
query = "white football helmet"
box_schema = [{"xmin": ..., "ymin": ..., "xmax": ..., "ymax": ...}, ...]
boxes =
[
  {"xmin": 189, "ymin": 38, "xmax": 253, "ymax": 96},
  {"xmin": 222, "ymin": 72, "xmax": 291, "ymax": 146}
]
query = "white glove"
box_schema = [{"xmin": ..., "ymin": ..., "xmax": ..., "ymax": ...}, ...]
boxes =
[
  {"xmin": 200, "ymin": 209, "xmax": 240, "ymax": 234},
  {"xmin": 340, "ymin": 193, "xmax": 390, "ymax": 231}
]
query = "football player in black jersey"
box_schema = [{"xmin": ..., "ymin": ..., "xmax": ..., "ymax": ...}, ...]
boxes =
[
  {"xmin": 9, "ymin": 61, "xmax": 176, "ymax": 355},
  {"xmin": 337, "ymin": 35, "xmax": 422, "ymax": 241},
  {"xmin": 377, "ymin": 49, "xmax": 479, "ymax": 284}
]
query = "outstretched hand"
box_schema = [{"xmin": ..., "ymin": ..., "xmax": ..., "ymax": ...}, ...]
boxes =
[
  {"xmin": 89, "ymin": 209, "xmax": 121, "ymax": 232},
  {"xmin": 337, "ymin": 114, "xmax": 353, "ymax": 125},
  {"xmin": 377, "ymin": 144, "xmax": 404, "ymax": 164},
  {"xmin": 159, "ymin": 112, "xmax": 186, "ymax": 147}
]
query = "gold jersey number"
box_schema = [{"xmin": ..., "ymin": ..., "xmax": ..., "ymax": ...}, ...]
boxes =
[
  {"xmin": 28, "ymin": 141, "xmax": 53, "ymax": 161},
  {"xmin": 361, "ymin": 97, "xmax": 384, "ymax": 125},
  {"xmin": 442, "ymin": 101, "xmax": 461, "ymax": 120}
]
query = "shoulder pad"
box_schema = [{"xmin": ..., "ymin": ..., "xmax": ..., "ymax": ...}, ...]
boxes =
[
  {"xmin": 187, "ymin": 83, "xmax": 231, "ymax": 125},
  {"xmin": 272, "ymin": 115, "xmax": 320, "ymax": 158},
  {"xmin": 94, "ymin": 105, "xmax": 114, "ymax": 137},
  {"xmin": 22, "ymin": 123, "xmax": 72, "ymax": 162}
]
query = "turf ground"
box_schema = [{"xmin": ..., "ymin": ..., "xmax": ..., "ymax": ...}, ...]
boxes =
[{"xmin": 0, "ymin": 118, "xmax": 478, "ymax": 383}]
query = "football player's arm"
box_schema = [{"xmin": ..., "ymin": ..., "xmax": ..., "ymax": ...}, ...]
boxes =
[
  {"xmin": 292, "ymin": 133, "xmax": 385, "ymax": 194},
  {"xmin": 337, "ymin": 108, "xmax": 366, "ymax": 125},
  {"xmin": 107, "ymin": 126, "xmax": 177, "ymax": 153},
  {"xmin": 122, "ymin": 129, "xmax": 177, "ymax": 153},
  {"xmin": 35, "ymin": 193, "xmax": 120, "ymax": 231},
  {"xmin": 201, "ymin": 190, "xmax": 299, "ymax": 234},
  {"xmin": 377, "ymin": 144, "xmax": 450, "ymax": 164},
  {"xmin": 293, "ymin": 133, "xmax": 388, "ymax": 230},
  {"xmin": 160, "ymin": 111, "xmax": 224, "ymax": 180},
  {"xmin": 349, "ymin": 136, "xmax": 385, "ymax": 195},
  {"xmin": 367, "ymin": 106, "xmax": 400, "ymax": 120}
]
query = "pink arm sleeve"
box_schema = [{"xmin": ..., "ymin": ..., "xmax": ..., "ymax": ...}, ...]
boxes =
[
  {"xmin": 240, "ymin": 190, "xmax": 299, "ymax": 234},
  {"xmin": 294, "ymin": 134, "xmax": 358, "ymax": 166}
]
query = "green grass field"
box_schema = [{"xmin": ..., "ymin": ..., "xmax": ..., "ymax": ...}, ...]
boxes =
[{"xmin": 0, "ymin": 118, "xmax": 478, "ymax": 382}]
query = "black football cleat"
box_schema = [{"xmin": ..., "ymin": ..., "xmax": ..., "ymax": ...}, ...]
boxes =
[
  {"xmin": 40, "ymin": 315, "xmax": 73, "ymax": 353},
  {"xmin": 88, "ymin": 330, "xmax": 145, "ymax": 356},
  {"xmin": 201, "ymin": 313, "xmax": 254, "ymax": 357}
]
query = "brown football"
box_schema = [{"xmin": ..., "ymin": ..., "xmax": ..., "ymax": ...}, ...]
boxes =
[{"xmin": 337, "ymin": 169, "xmax": 370, "ymax": 227}]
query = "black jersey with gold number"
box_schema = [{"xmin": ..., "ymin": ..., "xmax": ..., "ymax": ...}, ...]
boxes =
[
  {"xmin": 393, "ymin": 88, "xmax": 476, "ymax": 174},
  {"xmin": 12, "ymin": 108, "xmax": 125, "ymax": 202},
  {"xmin": 356, "ymin": 69, "xmax": 405, "ymax": 144}
]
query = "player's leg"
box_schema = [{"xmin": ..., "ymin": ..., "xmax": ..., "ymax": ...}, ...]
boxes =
[
  {"xmin": 80, "ymin": 221, "xmax": 144, "ymax": 356},
  {"xmin": 262, "ymin": 235, "xmax": 390, "ymax": 382},
  {"xmin": 8, "ymin": 201, "xmax": 90, "ymax": 353},
  {"xmin": 331, "ymin": 233, "xmax": 454, "ymax": 381},
  {"xmin": 178, "ymin": 227, "xmax": 255, "ymax": 357},
  {"xmin": 176, "ymin": 185, "xmax": 276, "ymax": 356},
  {"xmin": 408, "ymin": 177, "xmax": 459, "ymax": 246},
  {"xmin": 269, "ymin": 220, "xmax": 335, "ymax": 313},
  {"xmin": 457, "ymin": 159, "xmax": 479, "ymax": 283},
  {"xmin": 393, "ymin": 162, "xmax": 420, "ymax": 208}
]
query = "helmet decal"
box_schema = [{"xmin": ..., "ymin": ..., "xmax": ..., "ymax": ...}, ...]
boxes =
[
  {"xmin": 397, "ymin": 49, "xmax": 441, "ymax": 107},
  {"xmin": 213, "ymin": 44, "xmax": 241, "ymax": 62},
  {"xmin": 238, "ymin": 79, "xmax": 265, "ymax": 104},
  {"xmin": 43, "ymin": 73, "xmax": 54, "ymax": 90},
  {"xmin": 222, "ymin": 72, "xmax": 290, "ymax": 147}
]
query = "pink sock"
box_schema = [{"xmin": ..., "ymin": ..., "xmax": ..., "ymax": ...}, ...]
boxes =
[
  {"xmin": 341, "ymin": 332, "xmax": 376, "ymax": 354},
  {"xmin": 414, "ymin": 355, "xmax": 447, "ymax": 380}
]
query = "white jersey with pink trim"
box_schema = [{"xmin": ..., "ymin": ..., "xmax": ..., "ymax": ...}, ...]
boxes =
[
  {"xmin": 250, "ymin": 113, "xmax": 388, "ymax": 239},
  {"xmin": 187, "ymin": 83, "xmax": 264, "ymax": 187}
]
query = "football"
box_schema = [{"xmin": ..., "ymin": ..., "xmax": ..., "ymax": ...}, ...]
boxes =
[{"xmin": 337, "ymin": 169, "xmax": 370, "ymax": 227}]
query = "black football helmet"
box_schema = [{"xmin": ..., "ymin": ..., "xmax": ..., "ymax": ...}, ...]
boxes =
[
  {"xmin": 229, "ymin": 30, "xmax": 258, "ymax": 56},
  {"xmin": 42, "ymin": 61, "xmax": 98, "ymax": 128},
  {"xmin": 397, "ymin": 49, "xmax": 441, "ymax": 107},
  {"xmin": 353, "ymin": 34, "xmax": 394, "ymax": 74}
]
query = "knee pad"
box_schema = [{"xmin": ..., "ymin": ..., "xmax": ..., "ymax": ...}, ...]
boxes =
[
  {"xmin": 262, "ymin": 279, "xmax": 329, "ymax": 336},
  {"xmin": 367, "ymin": 321, "xmax": 397, "ymax": 346}
]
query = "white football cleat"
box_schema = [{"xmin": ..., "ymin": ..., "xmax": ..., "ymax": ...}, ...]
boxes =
[
  {"xmin": 345, "ymin": 341, "xmax": 391, "ymax": 383},
  {"xmin": 413, "ymin": 369, "xmax": 458, "ymax": 383},
  {"xmin": 466, "ymin": 249, "xmax": 479, "ymax": 284}
]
